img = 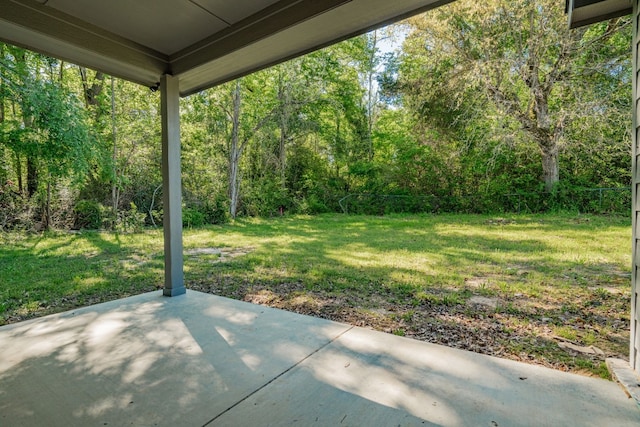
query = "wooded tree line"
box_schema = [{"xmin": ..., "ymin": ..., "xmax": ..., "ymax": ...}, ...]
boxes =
[{"xmin": 0, "ymin": 0, "xmax": 632, "ymax": 231}]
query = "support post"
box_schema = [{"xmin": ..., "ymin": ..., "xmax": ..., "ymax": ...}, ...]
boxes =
[
  {"xmin": 632, "ymin": 0, "xmax": 639, "ymax": 373},
  {"xmin": 161, "ymin": 74, "xmax": 185, "ymax": 297}
]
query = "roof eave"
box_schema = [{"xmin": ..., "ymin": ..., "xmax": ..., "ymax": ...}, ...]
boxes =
[{"xmin": 566, "ymin": 0, "xmax": 632, "ymax": 28}]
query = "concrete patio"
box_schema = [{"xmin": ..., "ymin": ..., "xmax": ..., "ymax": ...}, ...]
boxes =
[{"xmin": 0, "ymin": 290, "xmax": 638, "ymax": 426}]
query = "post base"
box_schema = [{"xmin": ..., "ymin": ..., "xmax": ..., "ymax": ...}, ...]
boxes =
[{"xmin": 163, "ymin": 287, "xmax": 186, "ymax": 297}]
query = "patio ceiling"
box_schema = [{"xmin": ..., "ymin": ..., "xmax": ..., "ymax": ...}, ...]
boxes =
[{"xmin": 0, "ymin": 0, "xmax": 452, "ymax": 96}]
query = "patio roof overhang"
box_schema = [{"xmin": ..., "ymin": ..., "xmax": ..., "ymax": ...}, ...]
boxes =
[
  {"xmin": 566, "ymin": 0, "xmax": 632, "ymax": 28},
  {"xmin": 0, "ymin": 0, "xmax": 452, "ymax": 97}
]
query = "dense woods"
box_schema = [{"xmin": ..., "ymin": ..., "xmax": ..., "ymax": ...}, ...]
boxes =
[{"xmin": 0, "ymin": 1, "xmax": 632, "ymax": 231}]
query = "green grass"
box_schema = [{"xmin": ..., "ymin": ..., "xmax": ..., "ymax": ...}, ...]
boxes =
[{"xmin": 0, "ymin": 213, "xmax": 632, "ymax": 378}]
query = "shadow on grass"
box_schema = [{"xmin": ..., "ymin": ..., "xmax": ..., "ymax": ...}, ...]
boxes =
[
  {"xmin": 205, "ymin": 215, "xmax": 591, "ymax": 295},
  {"xmin": 1, "ymin": 214, "xmax": 631, "ymax": 376},
  {"xmin": 186, "ymin": 214, "xmax": 631, "ymax": 376},
  {"xmin": 0, "ymin": 231, "xmax": 161, "ymax": 324}
]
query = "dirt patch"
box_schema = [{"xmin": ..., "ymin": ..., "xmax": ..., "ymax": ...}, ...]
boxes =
[
  {"xmin": 186, "ymin": 247, "xmax": 253, "ymax": 262},
  {"xmin": 185, "ymin": 248, "xmax": 223, "ymax": 256},
  {"xmin": 467, "ymin": 296, "xmax": 498, "ymax": 310},
  {"xmin": 486, "ymin": 218, "xmax": 517, "ymax": 226},
  {"xmin": 465, "ymin": 277, "xmax": 488, "ymax": 288}
]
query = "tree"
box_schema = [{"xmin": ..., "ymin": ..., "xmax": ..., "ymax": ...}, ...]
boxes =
[
  {"xmin": 0, "ymin": 46, "xmax": 103, "ymax": 227},
  {"xmin": 216, "ymin": 77, "xmax": 281, "ymax": 218},
  {"xmin": 400, "ymin": 0, "xmax": 631, "ymax": 191},
  {"xmin": 0, "ymin": 44, "xmax": 6, "ymax": 187}
]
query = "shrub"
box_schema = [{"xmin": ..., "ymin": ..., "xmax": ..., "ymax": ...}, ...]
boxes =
[
  {"xmin": 201, "ymin": 195, "xmax": 229, "ymax": 224},
  {"xmin": 0, "ymin": 189, "xmax": 36, "ymax": 231},
  {"xmin": 117, "ymin": 202, "xmax": 147, "ymax": 232},
  {"xmin": 182, "ymin": 207, "xmax": 205, "ymax": 228},
  {"xmin": 73, "ymin": 200, "xmax": 104, "ymax": 230}
]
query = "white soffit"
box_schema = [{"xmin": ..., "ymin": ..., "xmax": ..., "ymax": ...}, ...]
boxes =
[
  {"xmin": 178, "ymin": 0, "xmax": 452, "ymax": 95},
  {"xmin": 43, "ymin": 0, "xmax": 229, "ymax": 55},
  {"xmin": 0, "ymin": 0, "xmax": 452, "ymax": 96},
  {"xmin": 193, "ymin": 0, "xmax": 283, "ymax": 24}
]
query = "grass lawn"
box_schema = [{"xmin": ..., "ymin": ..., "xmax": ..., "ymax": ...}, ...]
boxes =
[{"xmin": 0, "ymin": 213, "xmax": 632, "ymax": 378}]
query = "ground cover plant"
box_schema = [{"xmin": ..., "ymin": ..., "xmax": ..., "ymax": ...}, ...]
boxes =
[{"xmin": 0, "ymin": 213, "xmax": 631, "ymax": 378}]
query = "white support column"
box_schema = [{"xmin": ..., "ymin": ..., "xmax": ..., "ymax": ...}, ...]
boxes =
[
  {"xmin": 161, "ymin": 74, "xmax": 185, "ymax": 297},
  {"xmin": 632, "ymin": 0, "xmax": 639, "ymax": 373}
]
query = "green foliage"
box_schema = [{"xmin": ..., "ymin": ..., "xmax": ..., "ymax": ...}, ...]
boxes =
[
  {"xmin": 201, "ymin": 196, "xmax": 230, "ymax": 225},
  {"xmin": 0, "ymin": 213, "xmax": 631, "ymax": 377},
  {"xmin": 182, "ymin": 207, "xmax": 205, "ymax": 228},
  {"xmin": 182, "ymin": 195, "xmax": 229, "ymax": 228},
  {"xmin": 242, "ymin": 178, "xmax": 290, "ymax": 217},
  {"xmin": 0, "ymin": 6, "xmax": 634, "ymax": 225},
  {"xmin": 116, "ymin": 202, "xmax": 147, "ymax": 232},
  {"xmin": 0, "ymin": 184, "xmax": 35, "ymax": 231},
  {"xmin": 501, "ymin": 185, "xmax": 631, "ymax": 215},
  {"xmin": 1, "ymin": 50, "xmax": 98, "ymax": 182},
  {"xmin": 73, "ymin": 200, "xmax": 104, "ymax": 230},
  {"xmin": 398, "ymin": 0, "xmax": 631, "ymax": 194},
  {"xmin": 285, "ymin": 143, "xmax": 333, "ymax": 214},
  {"xmin": 295, "ymin": 193, "xmax": 332, "ymax": 215}
]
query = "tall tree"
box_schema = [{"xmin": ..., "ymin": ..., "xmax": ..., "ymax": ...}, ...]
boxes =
[
  {"xmin": 229, "ymin": 80, "xmax": 243, "ymax": 218},
  {"xmin": 0, "ymin": 45, "xmax": 100, "ymax": 227},
  {"xmin": 0, "ymin": 44, "xmax": 6, "ymax": 187},
  {"xmin": 222, "ymin": 77, "xmax": 280, "ymax": 218},
  {"xmin": 400, "ymin": 0, "xmax": 631, "ymax": 191}
]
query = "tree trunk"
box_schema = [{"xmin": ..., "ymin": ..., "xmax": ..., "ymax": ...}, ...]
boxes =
[
  {"xmin": 278, "ymin": 78, "xmax": 290, "ymax": 187},
  {"xmin": 229, "ymin": 81, "xmax": 242, "ymax": 218},
  {"xmin": 0, "ymin": 72, "xmax": 5, "ymax": 186},
  {"xmin": 488, "ymin": 52, "xmax": 562, "ymax": 193},
  {"xmin": 110, "ymin": 76, "xmax": 120, "ymax": 216},
  {"xmin": 541, "ymin": 146, "xmax": 559, "ymax": 192},
  {"xmin": 26, "ymin": 156, "xmax": 38, "ymax": 197},
  {"xmin": 532, "ymin": 83, "xmax": 560, "ymax": 192},
  {"xmin": 366, "ymin": 30, "xmax": 378, "ymax": 162},
  {"xmin": 279, "ymin": 127, "xmax": 287, "ymax": 187},
  {"xmin": 14, "ymin": 153, "xmax": 23, "ymax": 194},
  {"xmin": 0, "ymin": 59, "xmax": 3, "ymax": 124},
  {"xmin": 22, "ymin": 113, "xmax": 38, "ymax": 198},
  {"xmin": 79, "ymin": 68, "xmax": 106, "ymax": 108},
  {"xmin": 45, "ymin": 176, "xmax": 51, "ymax": 230},
  {"xmin": 0, "ymin": 83, "xmax": 3, "ymax": 125}
]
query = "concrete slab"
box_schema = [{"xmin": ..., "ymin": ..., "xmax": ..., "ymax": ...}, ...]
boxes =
[
  {"xmin": 0, "ymin": 291, "xmax": 350, "ymax": 426},
  {"xmin": 1, "ymin": 290, "xmax": 638, "ymax": 426},
  {"xmin": 217, "ymin": 326, "xmax": 640, "ymax": 426}
]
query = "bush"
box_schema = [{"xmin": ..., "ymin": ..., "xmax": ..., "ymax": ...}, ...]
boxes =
[
  {"xmin": 497, "ymin": 185, "xmax": 631, "ymax": 215},
  {"xmin": 295, "ymin": 194, "xmax": 330, "ymax": 215},
  {"xmin": 242, "ymin": 181, "xmax": 290, "ymax": 217},
  {"xmin": 73, "ymin": 200, "xmax": 104, "ymax": 230},
  {"xmin": 0, "ymin": 188, "xmax": 36, "ymax": 231},
  {"xmin": 201, "ymin": 195, "xmax": 229, "ymax": 224},
  {"xmin": 182, "ymin": 207, "xmax": 205, "ymax": 228},
  {"xmin": 117, "ymin": 202, "xmax": 147, "ymax": 232},
  {"xmin": 150, "ymin": 201, "xmax": 229, "ymax": 229},
  {"xmin": 150, "ymin": 208, "xmax": 162, "ymax": 227},
  {"xmin": 182, "ymin": 195, "xmax": 230, "ymax": 228}
]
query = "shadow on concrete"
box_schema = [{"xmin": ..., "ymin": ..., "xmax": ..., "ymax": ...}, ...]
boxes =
[{"xmin": 1, "ymin": 291, "xmax": 638, "ymax": 426}]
